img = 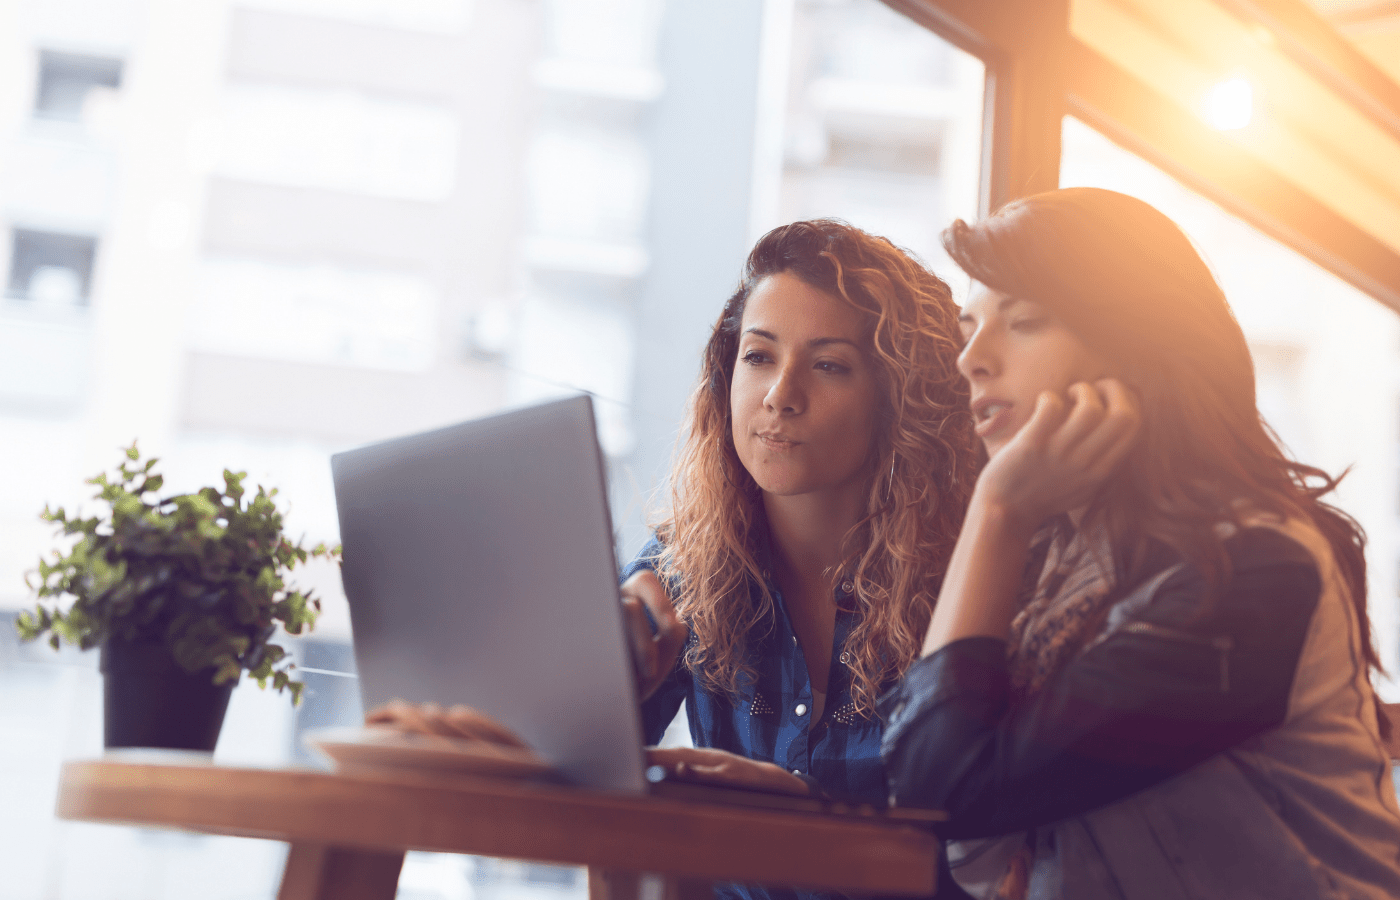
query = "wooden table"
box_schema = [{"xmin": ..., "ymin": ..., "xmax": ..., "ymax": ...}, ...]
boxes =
[{"xmin": 57, "ymin": 760, "xmax": 941, "ymax": 900}]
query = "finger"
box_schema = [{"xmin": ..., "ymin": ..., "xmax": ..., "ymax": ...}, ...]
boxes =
[
  {"xmin": 378, "ymin": 702, "xmax": 431, "ymax": 734},
  {"xmin": 444, "ymin": 705, "xmax": 530, "ymax": 749},
  {"xmin": 620, "ymin": 595, "xmax": 659, "ymax": 683},
  {"xmin": 647, "ymin": 748, "xmax": 716, "ymax": 778},
  {"xmin": 1048, "ymin": 382, "xmax": 1108, "ymax": 459},
  {"xmin": 623, "ymin": 571, "xmax": 687, "ymax": 689},
  {"xmin": 1097, "ymin": 377, "xmax": 1141, "ymax": 423},
  {"xmin": 364, "ymin": 699, "xmax": 406, "ymax": 725},
  {"xmin": 623, "ymin": 572, "xmax": 684, "ymax": 642},
  {"xmin": 646, "ymin": 746, "xmax": 729, "ymax": 766},
  {"xmin": 645, "ymin": 747, "xmax": 692, "ymax": 767},
  {"xmin": 1016, "ymin": 390, "xmax": 1069, "ymax": 449},
  {"xmin": 1072, "ymin": 379, "xmax": 1142, "ymax": 474},
  {"xmin": 645, "ymin": 598, "xmax": 686, "ymax": 681}
]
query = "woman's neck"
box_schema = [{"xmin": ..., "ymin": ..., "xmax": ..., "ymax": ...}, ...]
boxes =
[{"xmin": 762, "ymin": 483, "xmax": 867, "ymax": 581}]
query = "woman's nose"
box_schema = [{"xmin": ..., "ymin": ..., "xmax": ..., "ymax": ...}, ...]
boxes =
[
  {"xmin": 764, "ymin": 365, "xmax": 805, "ymax": 414},
  {"xmin": 957, "ymin": 328, "xmax": 998, "ymax": 381}
]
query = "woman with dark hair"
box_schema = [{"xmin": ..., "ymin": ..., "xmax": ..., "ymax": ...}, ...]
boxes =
[
  {"xmin": 620, "ymin": 218, "xmax": 977, "ymax": 816},
  {"xmin": 880, "ymin": 187, "xmax": 1400, "ymax": 899}
]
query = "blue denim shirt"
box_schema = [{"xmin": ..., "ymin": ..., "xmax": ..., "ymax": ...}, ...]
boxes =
[{"xmin": 621, "ymin": 534, "xmax": 894, "ymax": 900}]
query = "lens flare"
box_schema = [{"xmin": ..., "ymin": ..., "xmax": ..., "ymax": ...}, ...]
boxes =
[{"xmin": 1204, "ymin": 78, "xmax": 1253, "ymax": 131}]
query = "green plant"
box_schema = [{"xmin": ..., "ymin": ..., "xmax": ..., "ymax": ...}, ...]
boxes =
[{"xmin": 16, "ymin": 444, "xmax": 338, "ymax": 703}]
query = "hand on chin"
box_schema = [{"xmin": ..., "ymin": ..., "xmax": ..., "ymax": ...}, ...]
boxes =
[{"xmin": 975, "ymin": 379, "xmax": 1140, "ymax": 526}]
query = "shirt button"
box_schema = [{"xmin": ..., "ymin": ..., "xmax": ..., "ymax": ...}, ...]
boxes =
[
  {"xmin": 792, "ymin": 769, "xmax": 802, "ymax": 776},
  {"xmin": 839, "ymin": 651, "xmax": 851, "ymax": 665},
  {"xmin": 795, "ymin": 703, "xmax": 808, "ymax": 716},
  {"xmin": 840, "ymin": 580, "xmax": 853, "ymax": 593},
  {"xmin": 792, "ymin": 635, "xmax": 798, "ymax": 645}
]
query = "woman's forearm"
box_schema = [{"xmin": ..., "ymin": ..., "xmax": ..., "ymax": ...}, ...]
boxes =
[{"xmin": 921, "ymin": 491, "xmax": 1038, "ymax": 656}]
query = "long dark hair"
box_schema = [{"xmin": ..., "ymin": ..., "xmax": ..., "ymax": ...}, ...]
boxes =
[
  {"xmin": 943, "ymin": 187, "xmax": 1383, "ymax": 704},
  {"xmin": 657, "ymin": 219, "xmax": 977, "ymax": 713}
]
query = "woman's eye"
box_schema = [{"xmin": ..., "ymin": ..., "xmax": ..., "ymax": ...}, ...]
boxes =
[
  {"xmin": 741, "ymin": 350, "xmax": 769, "ymax": 365},
  {"xmin": 1010, "ymin": 318, "xmax": 1048, "ymax": 333},
  {"xmin": 815, "ymin": 360, "xmax": 851, "ymax": 375}
]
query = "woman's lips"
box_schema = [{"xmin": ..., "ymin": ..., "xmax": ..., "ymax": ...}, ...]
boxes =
[
  {"xmin": 972, "ymin": 401, "xmax": 1013, "ymax": 439},
  {"xmin": 756, "ymin": 433, "xmax": 799, "ymax": 450}
]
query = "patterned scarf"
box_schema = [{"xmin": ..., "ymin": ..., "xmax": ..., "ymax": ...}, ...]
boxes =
[{"xmin": 1007, "ymin": 517, "xmax": 1119, "ymax": 697}]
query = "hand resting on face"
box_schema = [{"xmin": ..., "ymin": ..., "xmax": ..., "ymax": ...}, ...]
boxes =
[{"xmin": 974, "ymin": 378, "xmax": 1141, "ymax": 528}]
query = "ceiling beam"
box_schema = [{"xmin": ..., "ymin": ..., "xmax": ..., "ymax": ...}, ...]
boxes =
[
  {"xmin": 1213, "ymin": 0, "xmax": 1400, "ymax": 139},
  {"xmin": 881, "ymin": 0, "xmax": 1400, "ymax": 311},
  {"xmin": 1326, "ymin": 0, "xmax": 1400, "ymax": 29},
  {"xmin": 879, "ymin": 0, "xmax": 1023, "ymax": 59},
  {"xmin": 1067, "ymin": 38, "xmax": 1400, "ymax": 313}
]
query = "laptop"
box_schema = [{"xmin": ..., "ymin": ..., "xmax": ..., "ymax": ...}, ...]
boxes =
[
  {"xmin": 332, "ymin": 395, "xmax": 645, "ymax": 792},
  {"xmin": 332, "ymin": 395, "xmax": 943, "ymax": 821}
]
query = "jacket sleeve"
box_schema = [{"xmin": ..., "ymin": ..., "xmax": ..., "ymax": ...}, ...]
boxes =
[{"xmin": 879, "ymin": 527, "xmax": 1321, "ymax": 839}]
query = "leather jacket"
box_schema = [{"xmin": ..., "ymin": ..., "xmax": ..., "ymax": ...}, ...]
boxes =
[{"xmin": 880, "ymin": 517, "xmax": 1400, "ymax": 899}]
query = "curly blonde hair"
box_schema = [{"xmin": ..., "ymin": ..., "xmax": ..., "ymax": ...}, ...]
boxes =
[{"xmin": 655, "ymin": 219, "xmax": 977, "ymax": 714}]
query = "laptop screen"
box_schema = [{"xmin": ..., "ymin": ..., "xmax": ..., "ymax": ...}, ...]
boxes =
[{"xmin": 331, "ymin": 395, "xmax": 647, "ymax": 792}]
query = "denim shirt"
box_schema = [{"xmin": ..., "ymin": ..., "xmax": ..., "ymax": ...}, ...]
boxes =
[{"xmin": 620, "ymin": 534, "xmax": 894, "ymax": 900}]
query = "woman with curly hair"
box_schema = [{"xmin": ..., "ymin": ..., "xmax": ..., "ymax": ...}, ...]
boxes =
[{"xmin": 619, "ymin": 218, "xmax": 977, "ymax": 814}]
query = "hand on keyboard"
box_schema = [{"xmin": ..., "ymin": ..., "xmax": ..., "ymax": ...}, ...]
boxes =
[{"xmin": 647, "ymin": 746, "xmax": 811, "ymax": 796}]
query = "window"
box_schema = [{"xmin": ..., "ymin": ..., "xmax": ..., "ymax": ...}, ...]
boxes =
[
  {"xmin": 775, "ymin": 0, "xmax": 985, "ymax": 287},
  {"xmin": 34, "ymin": 51, "xmax": 122, "ymax": 121},
  {"xmin": 5, "ymin": 229, "xmax": 97, "ymax": 305},
  {"xmin": 1060, "ymin": 115, "xmax": 1400, "ymax": 687}
]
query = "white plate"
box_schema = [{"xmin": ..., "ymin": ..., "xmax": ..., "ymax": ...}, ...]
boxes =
[{"xmin": 306, "ymin": 726, "xmax": 557, "ymax": 781}]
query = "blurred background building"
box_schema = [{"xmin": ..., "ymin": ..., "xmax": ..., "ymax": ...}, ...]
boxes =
[{"xmin": 2, "ymin": 0, "xmax": 1399, "ymax": 897}]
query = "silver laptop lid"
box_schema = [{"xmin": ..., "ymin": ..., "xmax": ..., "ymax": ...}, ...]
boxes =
[{"xmin": 331, "ymin": 395, "xmax": 646, "ymax": 792}]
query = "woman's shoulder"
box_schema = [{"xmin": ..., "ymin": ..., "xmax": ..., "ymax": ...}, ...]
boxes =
[
  {"xmin": 1125, "ymin": 520, "xmax": 1322, "ymax": 626},
  {"xmin": 619, "ymin": 533, "xmax": 666, "ymax": 582},
  {"xmin": 1218, "ymin": 520, "xmax": 1319, "ymax": 572},
  {"xmin": 1130, "ymin": 517, "xmax": 1318, "ymax": 584}
]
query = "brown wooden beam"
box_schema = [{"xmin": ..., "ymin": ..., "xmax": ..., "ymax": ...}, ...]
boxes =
[
  {"xmin": 879, "ymin": 0, "xmax": 1021, "ymax": 58},
  {"xmin": 1066, "ymin": 38, "xmax": 1400, "ymax": 313},
  {"xmin": 882, "ymin": 0, "xmax": 1070, "ymax": 214},
  {"xmin": 980, "ymin": 0, "xmax": 1070, "ymax": 212},
  {"xmin": 1327, "ymin": 1, "xmax": 1400, "ymax": 30},
  {"xmin": 1213, "ymin": 0, "xmax": 1400, "ymax": 139}
]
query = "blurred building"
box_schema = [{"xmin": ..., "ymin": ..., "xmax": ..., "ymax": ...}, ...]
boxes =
[
  {"xmin": 0, "ymin": 0, "xmax": 983, "ymax": 897},
  {"xmin": 3, "ymin": 0, "xmax": 1400, "ymax": 897}
]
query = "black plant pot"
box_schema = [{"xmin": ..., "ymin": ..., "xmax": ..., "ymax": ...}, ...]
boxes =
[{"xmin": 100, "ymin": 638, "xmax": 236, "ymax": 752}]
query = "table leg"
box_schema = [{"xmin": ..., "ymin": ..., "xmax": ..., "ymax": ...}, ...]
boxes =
[
  {"xmin": 279, "ymin": 842, "xmax": 405, "ymax": 900},
  {"xmin": 588, "ymin": 868, "xmax": 640, "ymax": 900}
]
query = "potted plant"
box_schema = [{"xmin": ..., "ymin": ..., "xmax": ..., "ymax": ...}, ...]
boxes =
[{"xmin": 16, "ymin": 444, "xmax": 338, "ymax": 751}]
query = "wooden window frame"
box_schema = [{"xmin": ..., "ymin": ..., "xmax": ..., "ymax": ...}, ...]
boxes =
[{"xmin": 882, "ymin": 0, "xmax": 1400, "ymax": 312}]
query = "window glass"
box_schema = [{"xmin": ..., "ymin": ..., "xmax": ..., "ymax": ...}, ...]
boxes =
[
  {"xmin": 0, "ymin": 2, "xmax": 985, "ymax": 897},
  {"xmin": 1060, "ymin": 116, "xmax": 1400, "ymax": 694},
  {"xmin": 34, "ymin": 51, "xmax": 122, "ymax": 121},
  {"xmin": 6, "ymin": 229, "xmax": 97, "ymax": 303},
  {"xmin": 775, "ymin": 0, "xmax": 984, "ymax": 295}
]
